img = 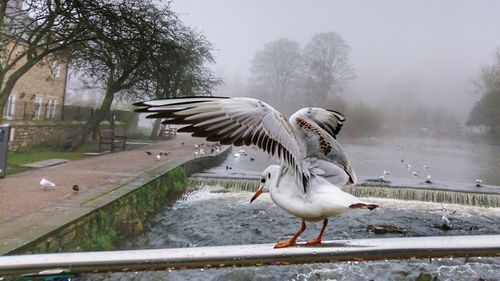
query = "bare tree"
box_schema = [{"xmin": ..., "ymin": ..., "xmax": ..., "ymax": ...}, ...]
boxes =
[
  {"xmin": 303, "ymin": 32, "xmax": 354, "ymax": 105},
  {"xmin": 137, "ymin": 29, "xmax": 221, "ymax": 139},
  {"xmin": 248, "ymin": 38, "xmax": 302, "ymax": 106},
  {"xmin": 59, "ymin": 1, "xmax": 185, "ymax": 150}
]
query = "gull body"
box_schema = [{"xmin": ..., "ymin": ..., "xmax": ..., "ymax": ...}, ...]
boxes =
[
  {"xmin": 253, "ymin": 165, "xmax": 377, "ymax": 248},
  {"xmin": 265, "ymin": 165, "xmax": 375, "ymax": 221}
]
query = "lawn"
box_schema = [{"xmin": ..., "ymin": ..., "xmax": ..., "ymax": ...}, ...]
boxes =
[
  {"xmin": 5, "ymin": 137, "xmax": 155, "ymax": 175},
  {"xmin": 6, "ymin": 147, "xmax": 89, "ymax": 175}
]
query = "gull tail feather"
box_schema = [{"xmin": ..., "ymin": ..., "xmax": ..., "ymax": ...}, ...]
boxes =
[{"xmin": 349, "ymin": 203, "xmax": 379, "ymax": 210}]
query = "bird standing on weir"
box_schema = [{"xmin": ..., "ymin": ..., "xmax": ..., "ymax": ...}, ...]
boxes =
[{"xmin": 134, "ymin": 96, "xmax": 378, "ymax": 248}]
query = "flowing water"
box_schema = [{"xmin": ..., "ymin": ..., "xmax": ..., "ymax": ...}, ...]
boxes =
[
  {"xmin": 83, "ymin": 187, "xmax": 500, "ymax": 281},
  {"xmin": 80, "ymin": 137, "xmax": 500, "ymax": 280}
]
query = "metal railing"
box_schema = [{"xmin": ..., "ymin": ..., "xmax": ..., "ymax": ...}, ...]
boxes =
[
  {"xmin": 0, "ymin": 235, "xmax": 499, "ymax": 277},
  {"xmin": 2, "ymin": 100, "xmax": 136, "ymax": 123}
]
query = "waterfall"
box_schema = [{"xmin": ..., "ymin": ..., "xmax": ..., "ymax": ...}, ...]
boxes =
[
  {"xmin": 188, "ymin": 176, "xmax": 260, "ymax": 192},
  {"xmin": 342, "ymin": 185, "xmax": 500, "ymax": 208},
  {"xmin": 188, "ymin": 176, "xmax": 500, "ymax": 208}
]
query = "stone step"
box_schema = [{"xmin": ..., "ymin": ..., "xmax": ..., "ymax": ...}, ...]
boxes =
[{"xmin": 20, "ymin": 158, "xmax": 68, "ymax": 168}]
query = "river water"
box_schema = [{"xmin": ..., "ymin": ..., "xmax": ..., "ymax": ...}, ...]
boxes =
[
  {"xmin": 85, "ymin": 188, "xmax": 500, "ymax": 281},
  {"xmin": 82, "ymin": 137, "xmax": 500, "ymax": 280},
  {"xmin": 207, "ymin": 136, "xmax": 500, "ymax": 187}
]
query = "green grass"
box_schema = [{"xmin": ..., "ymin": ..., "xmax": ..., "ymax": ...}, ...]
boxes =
[{"xmin": 6, "ymin": 148, "xmax": 88, "ymax": 175}]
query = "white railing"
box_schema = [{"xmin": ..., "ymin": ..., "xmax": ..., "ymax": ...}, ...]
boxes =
[{"xmin": 0, "ymin": 235, "xmax": 499, "ymax": 277}]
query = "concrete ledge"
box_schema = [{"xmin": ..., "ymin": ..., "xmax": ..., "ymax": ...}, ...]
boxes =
[{"xmin": 1, "ymin": 234, "xmax": 499, "ymax": 276}]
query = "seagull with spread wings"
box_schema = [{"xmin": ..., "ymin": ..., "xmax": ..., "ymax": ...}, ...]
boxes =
[{"xmin": 135, "ymin": 96, "xmax": 378, "ymax": 248}]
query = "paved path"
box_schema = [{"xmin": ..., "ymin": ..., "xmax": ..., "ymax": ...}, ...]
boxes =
[{"xmin": 0, "ymin": 134, "xmax": 205, "ymax": 225}]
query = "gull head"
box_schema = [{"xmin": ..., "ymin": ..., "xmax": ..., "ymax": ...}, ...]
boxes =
[{"xmin": 250, "ymin": 165, "xmax": 280, "ymax": 203}]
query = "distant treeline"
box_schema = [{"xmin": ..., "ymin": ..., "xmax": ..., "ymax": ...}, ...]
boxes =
[
  {"xmin": 466, "ymin": 49, "xmax": 500, "ymax": 142},
  {"xmin": 322, "ymin": 96, "xmax": 462, "ymax": 138}
]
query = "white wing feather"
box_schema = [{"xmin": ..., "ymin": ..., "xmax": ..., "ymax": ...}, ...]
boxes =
[{"xmin": 135, "ymin": 97, "xmax": 306, "ymax": 185}]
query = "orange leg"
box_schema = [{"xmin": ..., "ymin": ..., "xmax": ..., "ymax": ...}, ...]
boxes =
[
  {"xmin": 306, "ymin": 219, "xmax": 328, "ymax": 245},
  {"xmin": 274, "ymin": 220, "xmax": 307, "ymax": 248}
]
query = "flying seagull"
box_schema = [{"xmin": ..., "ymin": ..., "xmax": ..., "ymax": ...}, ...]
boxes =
[{"xmin": 134, "ymin": 96, "xmax": 364, "ymax": 247}]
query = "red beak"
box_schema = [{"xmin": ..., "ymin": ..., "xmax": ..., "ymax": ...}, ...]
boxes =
[{"xmin": 250, "ymin": 188, "xmax": 264, "ymax": 203}]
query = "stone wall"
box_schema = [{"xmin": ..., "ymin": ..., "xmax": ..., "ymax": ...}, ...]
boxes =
[
  {"xmin": 6, "ymin": 121, "xmax": 130, "ymax": 151},
  {"xmin": 9, "ymin": 147, "xmax": 230, "ymax": 254},
  {"xmin": 6, "ymin": 121, "xmax": 79, "ymax": 151}
]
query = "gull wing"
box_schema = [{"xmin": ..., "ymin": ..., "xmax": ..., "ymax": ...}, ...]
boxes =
[
  {"xmin": 134, "ymin": 97, "xmax": 306, "ymax": 185},
  {"xmin": 292, "ymin": 107, "xmax": 345, "ymax": 139},
  {"xmin": 291, "ymin": 107, "xmax": 356, "ymax": 185}
]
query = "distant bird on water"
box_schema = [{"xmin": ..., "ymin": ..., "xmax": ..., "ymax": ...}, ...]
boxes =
[
  {"xmin": 145, "ymin": 151, "xmax": 152, "ymax": 155},
  {"xmin": 441, "ymin": 214, "xmax": 452, "ymax": 230},
  {"xmin": 72, "ymin": 184, "xmax": 80, "ymax": 192},
  {"xmin": 425, "ymin": 175, "xmax": 432, "ymax": 184},
  {"xmin": 475, "ymin": 179, "xmax": 482, "ymax": 187}
]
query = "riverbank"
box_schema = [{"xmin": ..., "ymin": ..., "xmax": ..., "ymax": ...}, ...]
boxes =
[{"xmin": 0, "ymin": 134, "xmax": 229, "ymax": 255}]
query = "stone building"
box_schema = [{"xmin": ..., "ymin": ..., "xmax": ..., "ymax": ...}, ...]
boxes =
[
  {"xmin": 2, "ymin": 54, "xmax": 68, "ymax": 122},
  {"xmin": 1, "ymin": 0, "xmax": 70, "ymax": 150}
]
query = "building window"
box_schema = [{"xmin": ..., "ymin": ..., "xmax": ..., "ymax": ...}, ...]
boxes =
[
  {"xmin": 50, "ymin": 61, "xmax": 61, "ymax": 77},
  {"xmin": 3, "ymin": 94, "xmax": 16, "ymax": 119},
  {"xmin": 33, "ymin": 96, "xmax": 42, "ymax": 119},
  {"xmin": 45, "ymin": 98, "xmax": 56, "ymax": 119}
]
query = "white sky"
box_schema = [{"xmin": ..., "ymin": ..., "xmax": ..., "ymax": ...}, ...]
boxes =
[{"xmin": 170, "ymin": 0, "xmax": 500, "ymax": 114}]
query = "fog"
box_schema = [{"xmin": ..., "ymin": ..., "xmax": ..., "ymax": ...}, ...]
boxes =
[{"xmin": 171, "ymin": 0, "xmax": 500, "ymax": 119}]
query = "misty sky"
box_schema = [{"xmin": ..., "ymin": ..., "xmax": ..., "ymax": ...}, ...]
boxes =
[{"xmin": 171, "ymin": 0, "xmax": 500, "ymax": 116}]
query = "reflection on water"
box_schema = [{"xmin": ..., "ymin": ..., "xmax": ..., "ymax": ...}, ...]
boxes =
[
  {"xmin": 82, "ymin": 187, "xmax": 500, "ymax": 281},
  {"xmin": 208, "ymin": 137, "xmax": 500, "ymax": 186}
]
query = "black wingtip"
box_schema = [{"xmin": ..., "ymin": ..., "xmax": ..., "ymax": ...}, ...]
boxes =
[
  {"xmin": 326, "ymin": 109, "xmax": 346, "ymax": 121},
  {"xmin": 302, "ymin": 174, "xmax": 309, "ymax": 193}
]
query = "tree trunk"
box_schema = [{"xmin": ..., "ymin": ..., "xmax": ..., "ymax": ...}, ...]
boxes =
[
  {"xmin": 59, "ymin": 86, "xmax": 116, "ymax": 151},
  {"xmin": 0, "ymin": 56, "xmax": 41, "ymax": 113},
  {"xmin": 0, "ymin": 88, "xmax": 9, "ymax": 116},
  {"xmin": 150, "ymin": 118, "xmax": 162, "ymax": 140}
]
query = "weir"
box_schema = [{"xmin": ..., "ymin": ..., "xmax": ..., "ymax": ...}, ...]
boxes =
[{"xmin": 188, "ymin": 176, "xmax": 500, "ymax": 207}]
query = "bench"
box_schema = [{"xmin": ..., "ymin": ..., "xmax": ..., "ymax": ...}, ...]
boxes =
[
  {"xmin": 98, "ymin": 128, "xmax": 127, "ymax": 152},
  {"xmin": 159, "ymin": 124, "xmax": 177, "ymax": 138}
]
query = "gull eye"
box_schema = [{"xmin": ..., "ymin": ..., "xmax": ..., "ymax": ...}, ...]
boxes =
[
  {"xmin": 260, "ymin": 178, "xmax": 265, "ymax": 183},
  {"xmin": 268, "ymin": 173, "xmax": 271, "ymax": 179}
]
